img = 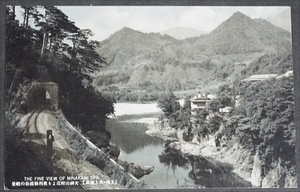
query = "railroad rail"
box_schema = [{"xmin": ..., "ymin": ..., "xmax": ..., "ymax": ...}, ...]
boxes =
[{"xmin": 24, "ymin": 110, "xmax": 85, "ymax": 189}]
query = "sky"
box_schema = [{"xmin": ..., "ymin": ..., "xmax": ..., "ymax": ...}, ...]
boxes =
[{"xmin": 16, "ymin": 6, "xmax": 290, "ymax": 41}]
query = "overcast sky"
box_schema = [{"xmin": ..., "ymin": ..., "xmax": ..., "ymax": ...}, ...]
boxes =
[{"xmin": 16, "ymin": 6, "xmax": 290, "ymax": 41}]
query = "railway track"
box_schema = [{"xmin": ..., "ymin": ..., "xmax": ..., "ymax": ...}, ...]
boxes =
[
  {"xmin": 24, "ymin": 109, "xmax": 86, "ymax": 190},
  {"xmin": 23, "ymin": 109, "xmax": 127, "ymax": 189},
  {"xmin": 25, "ymin": 109, "xmax": 45, "ymax": 145},
  {"xmin": 25, "ymin": 109, "xmax": 37, "ymax": 138}
]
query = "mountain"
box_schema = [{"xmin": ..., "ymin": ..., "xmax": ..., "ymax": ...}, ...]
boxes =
[
  {"xmin": 96, "ymin": 27, "xmax": 210, "ymax": 89},
  {"xmin": 159, "ymin": 27, "xmax": 207, "ymax": 40},
  {"xmin": 94, "ymin": 12, "xmax": 292, "ymax": 92},
  {"xmin": 99, "ymin": 27, "xmax": 181, "ymax": 68},
  {"xmin": 267, "ymin": 9, "xmax": 291, "ymax": 32},
  {"xmin": 193, "ymin": 11, "xmax": 291, "ymax": 55}
]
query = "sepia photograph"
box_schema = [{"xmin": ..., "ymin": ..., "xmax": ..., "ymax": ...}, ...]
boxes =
[{"xmin": 4, "ymin": 4, "xmax": 296, "ymax": 189}]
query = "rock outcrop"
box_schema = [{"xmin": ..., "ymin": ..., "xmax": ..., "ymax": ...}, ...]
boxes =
[
  {"xmin": 251, "ymin": 152, "xmax": 262, "ymax": 187},
  {"xmin": 261, "ymin": 165, "xmax": 285, "ymax": 188},
  {"xmin": 118, "ymin": 160, "xmax": 154, "ymax": 179},
  {"xmin": 284, "ymin": 173, "xmax": 297, "ymax": 188}
]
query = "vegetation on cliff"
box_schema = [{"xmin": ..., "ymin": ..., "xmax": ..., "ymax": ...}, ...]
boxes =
[
  {"xmin": 5, "ymin": 5, "xmax": 114, "ymax": 186},
  {"xmin": 231, "ymin": 76, "xmax": 295, "ymax": 178},
  {"xmin": 5, "ymin": 5, "xmax": 114, "ymax": 131}
]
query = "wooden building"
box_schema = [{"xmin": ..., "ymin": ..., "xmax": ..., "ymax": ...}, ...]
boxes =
[{"xmin": 190, "ymin": 93, "xmax": 212, "ymax": 115}]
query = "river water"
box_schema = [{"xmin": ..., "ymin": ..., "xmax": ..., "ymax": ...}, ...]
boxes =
[{"xmin": 106, "ymin": 102, "xmax": 251, "ymax": 189}]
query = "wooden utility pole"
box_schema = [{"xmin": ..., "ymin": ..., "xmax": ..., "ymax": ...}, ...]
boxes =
[{"xmin": 46, "ymin": 130, "xmax": 54, "ymax": 161}]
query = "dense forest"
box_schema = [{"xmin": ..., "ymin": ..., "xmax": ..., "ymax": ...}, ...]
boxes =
[{"xmin": 5, "ymin": 5, "xmax": 114, "ymax": 186}]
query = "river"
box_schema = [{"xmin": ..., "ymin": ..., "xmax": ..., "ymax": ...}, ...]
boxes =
[{"xmin": 106, "ymin": 102, "xmax": 251, "ymax": 189}]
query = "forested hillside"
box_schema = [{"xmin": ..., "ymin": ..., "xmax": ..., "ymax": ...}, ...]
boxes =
[
  {"xmin": 94, "ymin": 11, "xmax": 292, "ymax": 99},
  {"xmin": 5, "ymin": 6, "xmax": 114, "ymax": 132},
  {"xmin": 5, "ymin": 5, "xmax": 114, "ymax": 184},
  {"xmin": 194, "ymin": 11, "xmax": 291, "ymax": 54}
]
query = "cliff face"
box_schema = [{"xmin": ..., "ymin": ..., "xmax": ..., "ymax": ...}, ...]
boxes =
[{"xmin": 156, "ymin": 117, "xmax": 296, "ymax": 188}]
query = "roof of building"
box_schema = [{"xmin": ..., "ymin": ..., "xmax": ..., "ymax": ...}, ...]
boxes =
[
  {"xmin": 276, "ymin": 70, "xmax": 293, "ymax": 79},
  {"xmin": 190, "ymin": 97, "xmax": 211, "ymax": 102},
  {"xmin": 241, "ymin": 74, "xmax": 278, "ymax": 82},
  {"xmin": 36, "ymin": 82, "xmax": 58, "ymax": 85}
]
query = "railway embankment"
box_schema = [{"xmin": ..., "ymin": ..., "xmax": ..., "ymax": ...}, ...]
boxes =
[
  {"xmin": 54, "ymin": 110, "xmax": 147, "ymax": 189},
  {"xmin": 14, "ymin": 110, "xmax": 146, "ymax": 189}
]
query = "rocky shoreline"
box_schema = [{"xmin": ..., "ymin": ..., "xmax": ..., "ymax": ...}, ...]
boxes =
[
  {"xmin": 144, "ymin": 119, "xmax": 296, "ymax": 188},
  {"xmin": 145, "ymin": 121, "xmax": 253, "ymax": 184}
]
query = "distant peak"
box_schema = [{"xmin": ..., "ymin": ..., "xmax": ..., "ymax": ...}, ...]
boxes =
[
  {"xmin": 121, "ymin": 27, "xmax": 134, "ymax": 31},
  {"xmin": 230, "ymin": 11, "xmax": 251, "ymax": 19},
  {"xmin": 218, "ymin": 11, "xmax": 254, "ymax": 27},
  {"xmin": 115, "ymin": 27, "xmax": 141, "ymax": 35},
  {"xmin": 233, "ymin": 11, "xmax": 245, "ymax": 16}
]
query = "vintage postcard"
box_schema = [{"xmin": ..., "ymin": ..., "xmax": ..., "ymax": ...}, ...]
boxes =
[{"xmin": 4, "ymin": 5, "xmax": 297, "ymax": 190}]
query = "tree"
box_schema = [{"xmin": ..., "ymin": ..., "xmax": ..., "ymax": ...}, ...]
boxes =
[
  {"xmin": 183, "ymin": 96, "xmax": 191, "ymax": 113},
  {"xmin": 37, "ymin": 6, "xmax": 79, "ymax": 58},
  {"xmin": 209, "ymin": 94, "xmax": 234, "ymax": 113},
  {"xmin": 192, "ymin": 109, "xmax": 209, "ymax": 139},
  {"xmin": 157, "ymin": 91, "xmax": 179, "ymax": 117},
  {"xmin": 67, "ymin": 29, "xmax": 106, "ymax": 81},
  {"xmin": 5, "ymin": 6, "xmax": 41, "ymax": 95},
  {"xmin": 21, "ymin": 6, "xmax": 41, "ymax": 29}
]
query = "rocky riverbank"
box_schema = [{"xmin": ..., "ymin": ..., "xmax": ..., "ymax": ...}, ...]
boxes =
[
  {"xmin": 145, "ymin": 121, "xmax": 253, "ymax": 183},
  {"xmin": 145, "ymin": 119, "xmax": 296, "ymax": 188}
]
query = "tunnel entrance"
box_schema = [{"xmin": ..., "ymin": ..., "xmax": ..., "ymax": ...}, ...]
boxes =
[{"xmin": 24, "ymin": 82, "xmax": 59, "ymax": 111}]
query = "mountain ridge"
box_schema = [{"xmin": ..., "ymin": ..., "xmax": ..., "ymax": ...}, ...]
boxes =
[
  {"xmin": 95, "ymin": 11, "xmax": 292, "ymax": 92},
  {"xmin": 159, "ymin": 27, "xmax": 207, "ymax": 40},
  {"xmin": 193, "ymin": 11, "xmax": 291, "ymax": 55}
]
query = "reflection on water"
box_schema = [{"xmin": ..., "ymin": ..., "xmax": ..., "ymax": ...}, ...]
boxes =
[
  {"xmin": 107, "ymin": 118, "xmax": 162, "ymax": 153},
  {"xmin": 106, "ymin": 113, "xmax": 251, "ymax": 188},
  {"xmin": 159, "ymin": 148, "xmax": 189, "ymax": 171},
  {"xmin": 188, "ymin": 156, "xmax": 251, "ymax": 188}
]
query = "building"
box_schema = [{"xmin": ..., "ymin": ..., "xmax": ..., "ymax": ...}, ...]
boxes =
[
  {"xmin": 276, "ymin": 70, "xmax": 293, "ymax": 79},
  {"xmin": 241, "ymin": 74, "xmax": 278, "ymax": 82},
  {"xmin": 190, "ymin": 93, "xmax": 212, "ymax": 115}
]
